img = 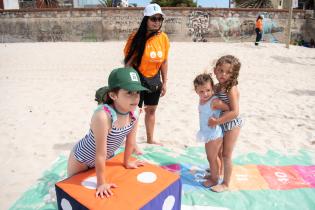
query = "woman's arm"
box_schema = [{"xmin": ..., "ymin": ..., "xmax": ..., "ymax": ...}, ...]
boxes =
[
  {"xmin": 160, "ymin": 60, "xmax": 168, "ymax": 97},
  {"xmin": 209, "ymin": 86, "xmax": 240, "ymax": 126},
  {"xmin": 91, "ymin": 111, "xmax": 117, "ymax": 198}
]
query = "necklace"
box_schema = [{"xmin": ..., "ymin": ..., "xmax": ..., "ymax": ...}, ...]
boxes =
[{"xmin": 113, "ymin": 106, "xmax": 130, "ymax": 116}]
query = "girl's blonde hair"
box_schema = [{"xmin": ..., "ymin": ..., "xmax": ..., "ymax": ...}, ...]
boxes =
[
  {"xmin": 215, "ymin": 55, "xmax": 241, "ymax": 92},
  {"xmin": 193, "ymin": 73, "xmax": 214, "ymax": 90}
]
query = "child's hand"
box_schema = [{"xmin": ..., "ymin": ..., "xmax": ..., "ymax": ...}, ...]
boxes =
[
  {"xmin": 208, "ymin": 117, "xmax": 218, "ymax": 127},
  {"xmin": 96, "ymin": 183, "xmax": 118, "ymax": 198},
  {"xmin": 125, "ymin": 160, "xmax": 145, "ymax": 169}
]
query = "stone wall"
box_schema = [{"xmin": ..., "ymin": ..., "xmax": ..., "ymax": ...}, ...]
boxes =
[{"xmin": 0, "ymin": 7, "xmax": 312, "ymax": 43}]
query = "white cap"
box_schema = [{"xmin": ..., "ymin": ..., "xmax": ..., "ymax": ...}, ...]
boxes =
[{"xmin": 143, "ymin": 3, "xmax": 164, "ymax": 17}]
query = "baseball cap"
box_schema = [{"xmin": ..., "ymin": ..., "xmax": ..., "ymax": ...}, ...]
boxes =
[
  {"xmin": 95, "ymin": 67, "xmax": 149, "ymax": 103},
  {"xmin": 108, "ymin": 67, "xmax": 148, "ymax": 91},
  {"xmin": 143, "ymin": 3, "xmax": 164, "ymax": 17}
]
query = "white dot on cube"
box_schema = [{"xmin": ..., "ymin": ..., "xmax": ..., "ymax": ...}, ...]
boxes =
[
  {"xmin": 137, "ymin": 172, "xmax": 157, "ymax": 183},
  {"xmin": 61, "ymin": 198, "xmax": 72, "ymax": 210},
  {"xmin": 162, "ymin": 195, "xmax": 175, "ymax": 210},
  {"xmin": 81, "ymin": 176, "xmax": 97, "ymax": 189}
]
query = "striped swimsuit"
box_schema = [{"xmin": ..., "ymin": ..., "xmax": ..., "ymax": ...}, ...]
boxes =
[
  {"xmin": 73, "ymin": 104, "xmax": 138, "ymax": 168},
  {"xmin": 217, "ymin": 92, "xmax": 243, "ymax": 132}
]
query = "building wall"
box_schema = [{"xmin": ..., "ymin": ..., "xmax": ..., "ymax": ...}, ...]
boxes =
[
  {"xmin": 0, "ymin": 7, "xmax": 312, "ymax": 43},
  {"xmin": 3, "ymin": 0, "xmax": 19, "ymax": 9}
]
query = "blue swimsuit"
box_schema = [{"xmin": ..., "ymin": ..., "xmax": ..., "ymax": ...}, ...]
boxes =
[
  {"xmin": 73, "ymin": 104, "xmax": 138, "ymax": 168},
  {"xmin": 197, "ymin": 96, "xmax": 223, "ymax": 143}
]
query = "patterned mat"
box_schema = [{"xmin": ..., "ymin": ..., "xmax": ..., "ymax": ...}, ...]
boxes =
[{"xmin": 10, "ymin": 146, "xmax": 315, "ymax": 210}]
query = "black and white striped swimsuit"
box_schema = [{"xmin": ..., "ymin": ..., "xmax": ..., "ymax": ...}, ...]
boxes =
[
  {"xmin": 73, "ymin": 104, "xmax": 138, "ymax": 168},
  {"xmin": 216, "ymin": 92, "xmax": 243, "ymax": 132}
]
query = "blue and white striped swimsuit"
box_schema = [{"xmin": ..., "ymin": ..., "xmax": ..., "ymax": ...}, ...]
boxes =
[
  {"xmin": 216, "ymin": 92, "xmax": 243, "ymax": 132},
  {"xmin": 73, "ymin": 104, "xmax": 138, "ymax": 168}
]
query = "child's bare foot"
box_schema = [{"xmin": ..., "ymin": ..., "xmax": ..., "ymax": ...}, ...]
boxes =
[
  {"xmin": 202, "ymin": 179, "xmax": 217, "ymax": 188},
  {"xmin": 203, "ymin": 174, "xmax": 211, "ymax": 179},
  {"xmin": 211, "ymin": 184, "xmax": 229, "ymax": 192},
  {"xmin": 147, "ymin": 141, "xmax": 163, "ymax": 146}
]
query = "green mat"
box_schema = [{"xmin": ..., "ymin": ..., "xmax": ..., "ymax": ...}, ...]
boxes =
[{"xmin": 10, "ymin": 146, "xmax": 315, "ymax": 210}]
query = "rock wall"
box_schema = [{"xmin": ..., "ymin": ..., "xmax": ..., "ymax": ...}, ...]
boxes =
[{"xmin": 0, "ymin": 7, "xmax": 312, "ymax": 43}]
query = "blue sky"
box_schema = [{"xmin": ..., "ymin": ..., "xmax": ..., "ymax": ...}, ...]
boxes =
[{"xmin": 128, "ymin": 0, "xmax": 229, "ymax": 8}]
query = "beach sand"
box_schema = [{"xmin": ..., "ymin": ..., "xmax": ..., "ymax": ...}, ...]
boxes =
[{"xmin": 0, "ymin": 42, "xmax": 314, "ymax": 209}]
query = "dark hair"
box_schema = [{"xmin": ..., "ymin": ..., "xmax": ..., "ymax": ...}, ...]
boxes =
[
  {"xmin": 256, "ymin": 15, "xmax": 263, "ymax": 21},
  {"xmin": 215, "ymin": 55, "xmax": 241, "ymax": 92},
  {"xmin": 193, "ymin": 73, "xmax": 214, "ymax": 90},
  {"xmin": 124, "ymin": 16, "xmax": 162, "ymax": 69},
  {"xmin": 95, "ymin": 87, "xmax": 120, "ymax": 105}
]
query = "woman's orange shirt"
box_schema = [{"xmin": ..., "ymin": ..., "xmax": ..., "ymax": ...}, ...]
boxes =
[
  {"xmin": 256, "ymin": 19, "xmax": 263, "ymax": 31},
  {"xmin": 124, "ymin": 32, "xmax": 170, "ymax": 78}
]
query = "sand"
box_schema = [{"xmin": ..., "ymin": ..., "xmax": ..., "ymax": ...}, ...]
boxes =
[{"xmin": 0, "ymin": 42, "xmax": 314, "ymax": 209}]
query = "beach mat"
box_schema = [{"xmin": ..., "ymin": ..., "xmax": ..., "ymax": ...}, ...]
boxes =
[{"xmin": 10, "ymin": 146, "xmax": 315, "ymax": 210}]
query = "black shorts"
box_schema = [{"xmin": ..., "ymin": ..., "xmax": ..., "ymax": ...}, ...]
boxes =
[{"xmin": 138, "ymin": 89, "xmax": 161, "ymax": 108}]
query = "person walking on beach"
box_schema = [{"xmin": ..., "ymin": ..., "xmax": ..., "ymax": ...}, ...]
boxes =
[
  {"xmin": 124, "ymin": 3, "xmax": 170, "ymax": 150},
  {"xmin": 208, "ymin": 55, "xmax": 243, "ymax": 192},
  {"xmin": 194, "ymin": 73, "xmax": 229, "ymax": 188},
  {"xmin": 67, "ymin": 67, "xmax": 148, "ymax": 198},
  {"xmin": 255, "ymin": 15, "xmax": 263, "ymax": 46}
]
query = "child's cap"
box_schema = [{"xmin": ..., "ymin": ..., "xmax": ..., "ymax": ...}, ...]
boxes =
[
  {"xmin": 108, "ymin": 67, "xmax": 148, "ymax": 92},
  {"xmin": 143, "ymin": 3, "xmax": 164, "ymax": 17},
  {"xmin": 95, "ymin": 67, "xmax": 149, "ymax": 103}
]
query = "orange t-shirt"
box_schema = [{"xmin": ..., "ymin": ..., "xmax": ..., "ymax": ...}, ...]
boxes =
[
  {"xmin": 124, "ymin": 31, "xmax": 170, "ymax": 78},
  {"xmin": 256, "ymin": 19, "xmax": 263, "ymax": 31}
]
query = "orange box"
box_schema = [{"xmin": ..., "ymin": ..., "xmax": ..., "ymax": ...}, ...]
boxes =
[{"xmin": 55, "ymin": 153, "xmax": 181, "ymax": 210}]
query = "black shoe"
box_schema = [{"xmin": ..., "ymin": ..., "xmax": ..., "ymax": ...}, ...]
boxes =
[{"xmin": 255, "ymin": 42, "xmax": 259, "ymax": 46}]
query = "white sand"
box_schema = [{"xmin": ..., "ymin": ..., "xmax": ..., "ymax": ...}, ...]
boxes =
[{"xmin": 0, "ymin": 42, "xmax": 314, "ymax": 209}]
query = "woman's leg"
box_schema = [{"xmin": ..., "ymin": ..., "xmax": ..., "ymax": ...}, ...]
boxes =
[
  {"xmin": 211, "ymin": 127, "xmax": 241, "ymax": 192},
  {"xmin": 255, "ymin": 28, "xmax": 260, "ymax": 45},
  {"xmin": 144, "ymin": 105, "xmax": 162, "ymax": 145},
  {"xmin": 203, "ymin": 139, "xmax": 222, "ymax": 187},
  {"xmin": 67, "ymin": 151, "xmax": 89, "ymax": 177}
]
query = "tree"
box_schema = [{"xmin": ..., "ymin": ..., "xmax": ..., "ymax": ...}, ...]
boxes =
[
  {"xmin": 151, "ymin": 0, "xmax": 197, "ymax": 7},
  {"xmin": 234, "ymin": 0, "xmax": 273, "ymax": 8},
  {"xmin": 99, "ymin": 0, "xmax": 113, "ymax": 7},
  {"xmin": 37, "ymin": 0, "xmax": 59, "ymax": 8}
]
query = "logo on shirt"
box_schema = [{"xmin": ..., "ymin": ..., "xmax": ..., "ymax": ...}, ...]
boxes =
[
  {"xmin": 157, "ymin": 51, "xmax": 163, "ymax": 58},
  {"xmin": 150, "ymin": 51, "xmax": 163, "ymax": 59}
]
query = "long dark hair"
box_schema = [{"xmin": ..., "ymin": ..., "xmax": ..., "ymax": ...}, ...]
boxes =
[{"xmin": 124, "ymin": 16, "xmax": 162, "ymax": 69}]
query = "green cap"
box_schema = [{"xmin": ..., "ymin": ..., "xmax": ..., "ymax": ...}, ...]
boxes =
[
  {"xmin": 108, "ymin": 67, "xmax": 148, "ymax": 92},
  {"xmin": 95, "ymin": 67, "xmax": 149, "ymax": 103}
]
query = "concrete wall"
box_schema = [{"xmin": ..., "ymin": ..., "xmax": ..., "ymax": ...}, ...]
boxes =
[{"xmin": 0, "ymin": 7, "xmax": 312, "ymax": 43}]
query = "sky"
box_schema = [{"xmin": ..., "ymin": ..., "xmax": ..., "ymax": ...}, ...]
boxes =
[{"xmin": 128, "ymin": 0, "xmax": 230, "ymax": 8}]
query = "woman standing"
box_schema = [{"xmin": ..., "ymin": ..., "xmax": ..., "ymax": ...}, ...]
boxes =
[
  {"xmin": 124, "ymin": 3, "xmax": 170, "ymax": 149},
  {"xmin": 255, "ymin": 15, "xmax": 263, "ymax": 46}
]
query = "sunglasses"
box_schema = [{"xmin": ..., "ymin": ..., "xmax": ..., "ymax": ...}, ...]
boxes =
[{"xmin": 149, "ymin": 16, "xmax": 164, "ymax": 22}]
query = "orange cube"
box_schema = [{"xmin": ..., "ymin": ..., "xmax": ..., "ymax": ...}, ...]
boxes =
[{"xmin": 55, "ymin": 152, "xmax": 182, "ymax": 210}]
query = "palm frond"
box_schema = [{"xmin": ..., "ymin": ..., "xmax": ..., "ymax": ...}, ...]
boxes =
[{"xmin": 236, "ymin": 0, "xmax": 273, "ymax": 8}]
